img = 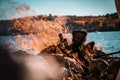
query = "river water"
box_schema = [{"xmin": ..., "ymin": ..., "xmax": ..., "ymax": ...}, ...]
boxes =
[
  {"xmin": 87, "ymin": 31, "xmax": 120, "ymax": 56},
  {"xmin": 0, "ymin": 31, "xmax": 120, "ymax": 56}
]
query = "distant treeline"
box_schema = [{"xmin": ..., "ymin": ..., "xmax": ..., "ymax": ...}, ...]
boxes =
[
  {"xmin": 0, "ymin": 13, "xmax": 120, "ymax": 35},
  {"xmin": 66, "ymin": 13, "xmax": 120, "ymax": 32}
]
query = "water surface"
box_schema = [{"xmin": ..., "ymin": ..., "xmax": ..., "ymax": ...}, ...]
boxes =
[
  {"xmin": 0, "ymin": 31, "xmax": 120, "ymax": 56},
  {"xmin": 87, "ymin": 31, "xmax": 120, "ymax": 56}
]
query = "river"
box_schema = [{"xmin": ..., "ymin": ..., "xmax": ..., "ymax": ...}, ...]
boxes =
[
  {"xmin": 0, "ymin": 31, "xmax": 120, "ymax": 56},
  {"xmin": 87, "ymin": 31, "xmax": 120, "ymax": 56}
]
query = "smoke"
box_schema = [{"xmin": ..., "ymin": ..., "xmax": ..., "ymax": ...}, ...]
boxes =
[
  {"xmin": 0, "ymin": 41, "xmax": 67, "ymax": 80},
  {"xmin": 0, "ymin": 15, "xmax": 70, "ymax": 55},
  {"xmin": 11, "ymin": 54, "xmax": 67, "ymax": 80},
  {"xmin": 0, "ymin": 0, "xmax": 72, "ymax": 55},
  {"xmin": 0, "ymin": 0, "xmax": 34, "ymax": 20},
  {"xmin": 14, "ymin": 4, "xmax": 32, "ymax": 18},
  {"xmin": 25, "ymin": 56, "xmax": 66, "ymax": 80},
  {"xmin": 9, "ymin": 16, "xmax": 69, "ymax": 55},
  {"xmin": 15, "ymin": 4, "xmax": 30, "ymax": 11},
  {"xmin": 62, "ymin": 33, "xmax": 72, "ymax": 45},
  {"xmin": 95, "ymin": 42, "xmax": 104, "ymax": 51}
]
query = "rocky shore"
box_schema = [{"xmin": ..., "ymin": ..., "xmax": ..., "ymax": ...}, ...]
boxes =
[
  {"xmin": 0, "ymin": 30, "xmax": 120, "ymax": 80},
  {"xmin": 40, "ymin": 30, "xmax": 120, "ymax": 80}
]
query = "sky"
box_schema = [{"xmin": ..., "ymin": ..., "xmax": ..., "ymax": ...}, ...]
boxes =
[{"xmin": 0, "ymin": 0, "xmax": 117, "ymax": 20}]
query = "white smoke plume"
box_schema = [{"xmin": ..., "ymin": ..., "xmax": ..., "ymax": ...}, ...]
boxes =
[
  {"xmin": 11, "ymin": 54, "xmax": 67, "ymax": 80},
  {"xmin": 0, "ymin": 0, "xmax": 72, "ymax": 55}
]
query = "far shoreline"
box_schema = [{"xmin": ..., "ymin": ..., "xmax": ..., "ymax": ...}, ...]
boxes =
[{"xmin": 0, "ymin": 30, "xmax": 120, "ymax": 36}]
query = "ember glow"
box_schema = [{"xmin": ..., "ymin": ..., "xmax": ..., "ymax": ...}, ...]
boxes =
[
  {"xmin": 0, "ymin": 1, "xmax": 70, "ymax": 54},
  {"xmin": 0, "ymin": 0, "xmax": 72, "ymax": 55},
  {"xmin": 11, "ymin": 16, "xmax": 69, "ymax": 55}
]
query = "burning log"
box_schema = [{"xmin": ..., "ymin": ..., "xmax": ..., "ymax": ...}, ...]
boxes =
[
  {"xmin": 71, "ymin": 30, "xmax": 89, "ymax": 66},
  {"xmin": 1, "ymin": 28, "xmax": 119, "ymax": 80},
  {"xmin": 98, "ymin": 51, "xmax": 120, "ymax": 58},
  {"xmin": 39, "ymin": 30, "xmax": 120, "ymax": 80}
]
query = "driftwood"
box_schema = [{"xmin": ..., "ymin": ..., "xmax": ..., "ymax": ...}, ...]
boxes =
[
  {"xmin": 1, "ymin": 30, "xmax": 120, "ymax": 80},
  {"xmin": 99, "ymin": 51, "xmax": 120, "ymax": 57},
  {"xmin": 40, "ymin": 30, "xmax": 120, "ymax": 80}
]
